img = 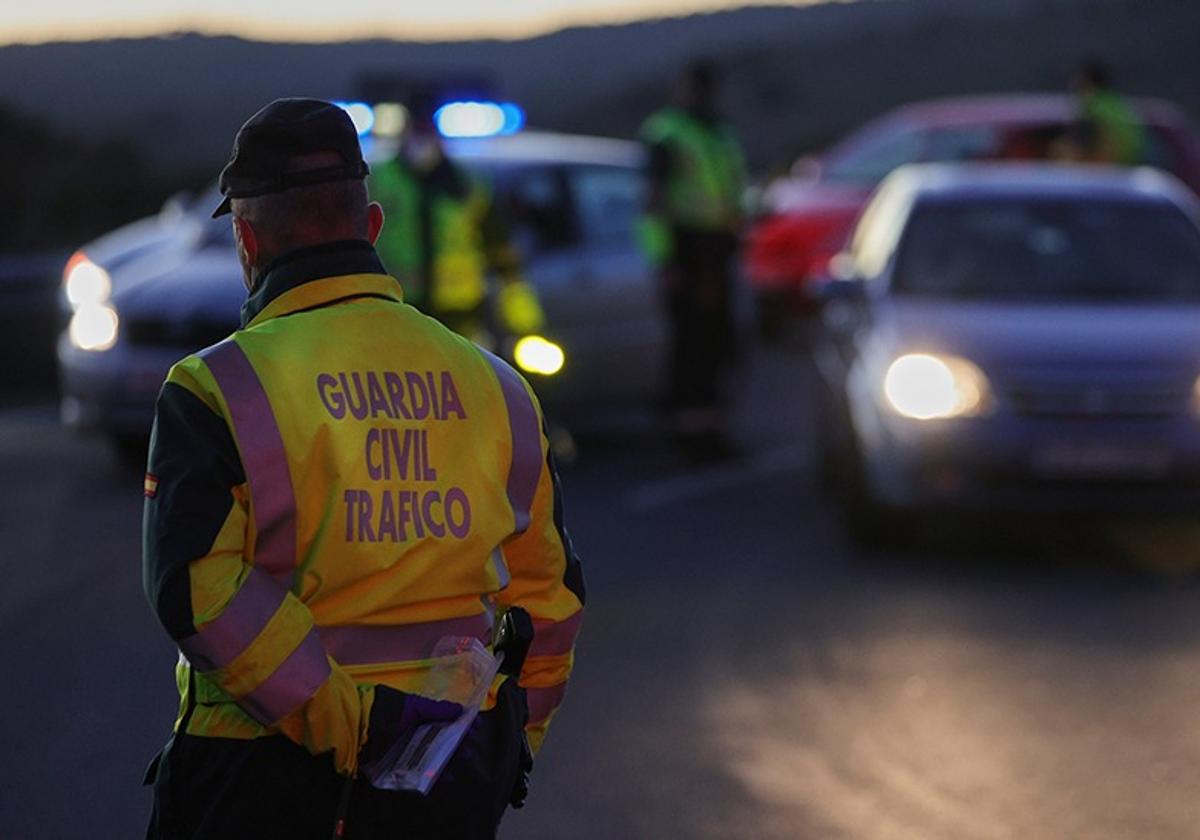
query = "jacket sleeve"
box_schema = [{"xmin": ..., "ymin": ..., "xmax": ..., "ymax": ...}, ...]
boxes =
[
  {"xmin": 494, "ymin": 376, "xmax": 586, "ymax": 755},
  {"xmin": 142, "ymin": 364, "xmax": 371, "ymax": 776}
]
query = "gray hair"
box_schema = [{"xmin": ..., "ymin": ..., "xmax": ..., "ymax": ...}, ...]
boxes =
[
  {"xmin": 229, "ymin": 151, "xmax": 370, "ymax": 258},
  {"xmin": 231, "ymin": 178, "xmax": 369, "ymax": 254}
]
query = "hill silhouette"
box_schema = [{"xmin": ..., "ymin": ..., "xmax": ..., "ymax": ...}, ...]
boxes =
[{"xmin": 2, "ymin": 0, "xmax": 1197, "ymax": 250}]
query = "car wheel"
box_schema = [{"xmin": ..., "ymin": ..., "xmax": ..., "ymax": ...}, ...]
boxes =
[{"xmin": 839, "ymin": 444, "xmax": 913, "ymax": 551}]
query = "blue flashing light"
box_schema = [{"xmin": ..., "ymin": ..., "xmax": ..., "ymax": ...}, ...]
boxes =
[
  {"xmin": 435, "ymin": 100, "xmax": 525, "ymax": 139},
  {"xmin": 499, "ymin": 102, "xmax": 525, "ymax": 136},
  {"xmin": 334, "ymin": 101, "xmax": 375, "ymax": 137},
  {"xmin": 435, "ymin": 101, "xmax": 505, "ymax": 138}
]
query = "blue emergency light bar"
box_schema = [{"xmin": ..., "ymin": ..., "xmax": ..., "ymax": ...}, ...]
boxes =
[
  {"xmin": 334, "ymin": 99, "xmax": 525, "ymax": 140},
  {"xmin": 332, "ymin": 101, "xmax": 375, "ymax": 137},
  {"xmin": 435, "ymin": 101, "xmax": 525, "ymax": 138}
]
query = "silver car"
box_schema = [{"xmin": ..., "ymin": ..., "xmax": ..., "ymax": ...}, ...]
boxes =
[
  {"xmin": 58, "ymin": 131, "xmax": 666, "ymax": 455},
  {"xmin": 813, "ymin": 163, "xmax": 1200, "ymax": 544}
]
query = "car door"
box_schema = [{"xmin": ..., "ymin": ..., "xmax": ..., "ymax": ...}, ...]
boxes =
[
  {"xmin": 561, "ymin": 163, "xmax": 664, "ymax": 404},
  {"xmin": 497, "ymin": 162, "xmax": 611, "ymax": 405},
  {"xmin": 499, "ymin": 160, "xmax": 662, "ymax": 406}
]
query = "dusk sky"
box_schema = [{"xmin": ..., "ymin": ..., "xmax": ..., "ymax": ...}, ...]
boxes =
[{"xmin": 3, "ymin": 0, "xmax": 837, "ymax": 44}]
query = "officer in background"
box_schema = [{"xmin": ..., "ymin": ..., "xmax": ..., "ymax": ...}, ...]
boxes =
[
  {"xmin": 142, "ymin": 98, "xmax": 585, "ymax": 839},
  {"xmin": 369, "ymin": 92, "xmax": 544, "ymax": 348},
  {"xmin": 640, "ymin": 59, "xmax": 746, "ymax": 460},
  {"xmin": 1073, "ymin": 58, "xmax": 1146, "ymax": 166}
]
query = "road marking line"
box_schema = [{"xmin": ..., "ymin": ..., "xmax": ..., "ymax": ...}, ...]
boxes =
[{"xmin": 624, "ymin": 444, "xmax": 808, "ymax": 513}]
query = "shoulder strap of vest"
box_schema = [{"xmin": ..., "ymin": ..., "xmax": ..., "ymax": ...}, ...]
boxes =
[
  {"xmin": 482, "ymin": 351, "xmax": 543, "ymax": 535},
  {"xmin": 200, "ymin": 339, "xmax": 300, "ymax": 586}
]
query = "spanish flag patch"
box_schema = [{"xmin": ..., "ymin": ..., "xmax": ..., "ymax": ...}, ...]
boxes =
[{"xmin": 144, "ymin": 473, "xmax": 159, "ymax": 499}]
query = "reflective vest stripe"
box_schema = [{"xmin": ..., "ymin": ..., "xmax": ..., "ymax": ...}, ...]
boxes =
[
  {"xmin": 490, "ymin": 547, "xmax": 512, "ymax": 589},
  {"xmin": 526, "ymin": 682, "xmax": 567, "ymax": 726},
  {"xmin": 317, "ymin": 614, "xmax": 493, "ymax": 666},
  {"xmin": 179, "ymin": 566, "xmax": 288, "ymax": 671},
  {"xmin": 529, "ymin": 611, "xmax": 584, "ymax": 659},
  {"xmin": 484, "ymin": 352, "xmax": 542, "ymax": 534},
  {"xmin": 238, "ymin": 627, "xmax": 332, "ymax": 726},
  {"xmin": 201, "ymin": 340, "xmax": 299, "ymax": 584}
]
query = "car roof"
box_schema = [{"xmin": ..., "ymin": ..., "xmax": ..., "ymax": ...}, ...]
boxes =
[
  {"xmin": 881, "ymin": 93, "xmax": 1191, "ymax": 130},
  {"xmin": 367, "ymin": 130, "xmax": 644, "ymax": 169},
  {"xmin": 885, "ymin": 162, "xmax": 1200, "ymax": 211}
]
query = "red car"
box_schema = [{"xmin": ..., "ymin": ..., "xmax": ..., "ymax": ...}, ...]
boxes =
[{"xmin": 746, "ymin": 94, "xmax": 1200, "ymax": 321}]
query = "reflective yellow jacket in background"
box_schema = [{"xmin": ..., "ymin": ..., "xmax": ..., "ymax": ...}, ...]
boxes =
[{"xmin": 142, "ymin": 241, "xmax": 584, "ymax": 776}]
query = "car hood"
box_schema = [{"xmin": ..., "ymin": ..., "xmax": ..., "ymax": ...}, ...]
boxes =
[
  {"xmin": 762, "ymin": 178, "xmax": 871, "ymax": 215},
  {"xmin": 113, "ymin": 245, "xmax": 244, "ymax": 327},
  {"xmin": 873, "ymin": 298, "xmax": 1200, "ymax": 378}
]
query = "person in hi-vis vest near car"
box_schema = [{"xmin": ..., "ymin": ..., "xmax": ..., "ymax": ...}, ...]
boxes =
[
  {"xmin": 640, "ymin": 60, "xmax": 747, "ymax": 460},
  {"xmin": 370, "ymin": 92, "xmax": 544, "ymax": 351},
  {"xmin": 141, "ymin": 98, "xmax": 585, "ymax": 840}
]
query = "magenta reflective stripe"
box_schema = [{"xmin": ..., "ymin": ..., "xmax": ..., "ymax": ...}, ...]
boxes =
[
  {"xmin": 238, "ymin": 627, "xmax": 331, "ymax": 725},
  {"xmin": 179, "ymin": 566, "xmax": 288, "ymax": 672},
  {"xmin": 526, "ymin": 682, "xmax": 568, "ymax": 725},
  {"xmin": 318, "ymin": 614, "xmax": 492, "ymax": 666},
  {"xmin": 490, "ymin": 548, "xmax": 511, "ymax": 589},
  {"xmin": 483, "ymin": 353, "xmax": 542, "ymax": 534},
  {"xmin": 201, "ymin": 340, "xmax": 298, "ymax": 583},
  {"xmin": 529, "ymin": 611, "xmax": 584, "ymax": 659}
]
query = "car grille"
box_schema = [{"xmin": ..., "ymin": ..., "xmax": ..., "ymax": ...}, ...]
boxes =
[
  {"xmin": 1005, "ymin": 377, "xmax": 1191, "ymax": 418},
  {"xmin": 124, "ymin": 317, "xmax": 236, "ymax": 352}
]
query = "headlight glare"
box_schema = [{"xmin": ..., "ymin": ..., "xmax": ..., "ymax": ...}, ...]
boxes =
[
  {"xmin": 883, "ymin": 353, "xmax": 989, "ymax": 420},
  {"xmin": 513, "ymin": 335, "xmax": 565, "ymax": 376},
  {"xmin": 64, "ymin": 255, "xmax": 112, "ymax": 308},
  {"xmin": 69, "ymin": 304, "xmax": 120, "ymax": 352}
]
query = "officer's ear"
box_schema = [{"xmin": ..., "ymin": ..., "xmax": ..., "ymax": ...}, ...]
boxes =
[
  {"xmin": 366, "ymin": 201, "xmax": 385, "ymax": 245},
  {"xmin": 232, "ymin": 216, "xmax": 259, "ymax": 268}
]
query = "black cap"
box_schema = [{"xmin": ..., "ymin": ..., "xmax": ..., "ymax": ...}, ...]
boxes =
[{"xmin": 212, "ymin": 98, "xmax": 370, "ymax": 218}]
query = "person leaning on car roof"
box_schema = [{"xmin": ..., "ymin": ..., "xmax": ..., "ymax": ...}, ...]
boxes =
[
  {"xmin": 141, "ymin": 97, "xmax": 585, "ymax": 839},
  {"xmin": 1072, "ymin": 58, "xmax": 1146, "ymax": 167}
]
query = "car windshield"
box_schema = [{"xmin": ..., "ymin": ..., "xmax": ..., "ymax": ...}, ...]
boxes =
[
  {"xmin": 892, "ymin": 197, "xmax": 1200, "ymax": 301},
  {"xmin": 823, "ymin": 124, "xmax": 925, "ymax": 185}
]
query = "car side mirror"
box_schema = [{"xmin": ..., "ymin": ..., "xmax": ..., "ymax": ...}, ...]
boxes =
[
  {"xmin": 159, "ymin": 191, "xmax": 190, "ymax": 225},
  {"xmin": 810, "ymin": 251, "xmax": 866, "ymax": 299},
  {"xmin": 810, "ymin": 275, "xmax": 866, "ymax": 304}
]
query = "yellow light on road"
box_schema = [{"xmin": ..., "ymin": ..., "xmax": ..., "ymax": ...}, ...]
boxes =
[
  {"xmin": 883, "ymin": 353, "xmax": 988, "ymax": 420},
  {"xmin": 514, "ymin": 335, "xmax": 565, "ymax": 376},
  {"xmin": 69, "ymin": 304, "xmax": 119, "ymax": 352},
  {"xmin": 64, "ymin": 257, "xmax": 112, "ymax": 308}
]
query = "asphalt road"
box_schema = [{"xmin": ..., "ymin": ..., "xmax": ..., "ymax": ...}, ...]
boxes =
[{"xmin": 4, "ymin": 342, "xmax": 1200, "ymax": 839}]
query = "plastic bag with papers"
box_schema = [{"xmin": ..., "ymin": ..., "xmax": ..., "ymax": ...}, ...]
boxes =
[{"xmin": 363, "ymin": 636, "xmax": 501, "ymax": 795}]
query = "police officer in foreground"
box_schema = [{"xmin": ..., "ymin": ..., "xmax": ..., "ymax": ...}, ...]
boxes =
[
  {"xmin": 640, "ymin": 59, "xmax": 746, "ymax": 461},
  {"xmin": 142, "ymin": 98, "xmax": 585, "ymax": 839},
  {"xmin": 369, "ymin": 92, "xmax": 544, "ymax": 349}
]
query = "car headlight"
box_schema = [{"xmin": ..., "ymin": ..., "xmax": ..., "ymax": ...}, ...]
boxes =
[
  {"xmin": 69, "ymin": 304, "xmax": 120, "ymax": 352},
  {"xmin": 513, "ymin": 335, "xmax": 565, "ymax": 376},
  {"xmin": 63, "ymin": 253, "xmax": 112, "ymax": 308},
  {"xmin": 882, "ymin": 353, "xmax": 990, "ymax": 420}
]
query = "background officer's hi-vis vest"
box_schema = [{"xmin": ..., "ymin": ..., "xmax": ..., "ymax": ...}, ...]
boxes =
[
  {"xmin": 640, "ymin": 107, "xmax": 746, "ymax": 233},
  {"xmin": 160, "ymin": 273, "xmax": 580, "ymax": 771},
  {"xmin": 371, "ymin": 159, "xmax": 490, "ymax": 314}
]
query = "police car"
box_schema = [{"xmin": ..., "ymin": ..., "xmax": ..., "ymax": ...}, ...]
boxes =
[{"xmin": 58, "ymin": 101, "xmax": 666, "ymax": 455}]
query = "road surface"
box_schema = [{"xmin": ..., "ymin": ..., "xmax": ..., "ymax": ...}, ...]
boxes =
[{"xmin": 3, "ymin": 344, "xmax": 1200, "ymax": 839}]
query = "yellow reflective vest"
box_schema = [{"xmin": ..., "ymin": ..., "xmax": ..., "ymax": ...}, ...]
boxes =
[
  {"xmin": 640, "ymin": 107, "xmax": 745, "ymax": 238},
  {"xmin": 370, "ymin": 157, "xmax": 491, "ymax": 315},
  {"xmin": 370, "ymin": 156, "xmax": 545, "ymax": 338},
  {"xmin": 143, "ymin": 242, "xmax": 584, "ymax": 776}
]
